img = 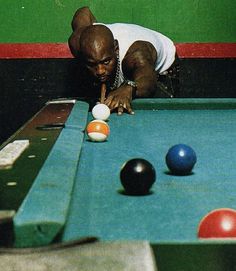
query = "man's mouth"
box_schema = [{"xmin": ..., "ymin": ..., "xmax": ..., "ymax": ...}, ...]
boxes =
[{"xmin": 98, "ymin": 75, "xmax": 109, "ymax": 83}]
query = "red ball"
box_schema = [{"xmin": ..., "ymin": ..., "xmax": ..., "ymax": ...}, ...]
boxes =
[{"xmin": 198, "ymin": 208, "xmax": 236, "ymax": 239}]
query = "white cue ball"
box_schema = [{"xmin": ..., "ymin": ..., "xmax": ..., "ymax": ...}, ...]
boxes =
[{"xmin": 92, "ymin": 103, "xmax": 110, "ymax": 121}]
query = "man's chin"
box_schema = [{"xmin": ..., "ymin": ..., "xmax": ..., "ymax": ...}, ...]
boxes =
[
  {"xmin": 95, "ymin": 77, "xmax": 111, "ymax": 85},
  {"xmin": 100, "ymin": 76, "xmax": 109, "ymax": 83}
]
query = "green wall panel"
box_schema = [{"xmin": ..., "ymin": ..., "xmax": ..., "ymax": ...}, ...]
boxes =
[{"xmin": 0, "ymin": 0, "xmax": 235, "ymax": 43}]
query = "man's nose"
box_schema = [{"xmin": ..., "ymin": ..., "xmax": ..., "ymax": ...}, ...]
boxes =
[{"xmin": 96, "ymin": 64, "xmax": 106, "ymax": 76}]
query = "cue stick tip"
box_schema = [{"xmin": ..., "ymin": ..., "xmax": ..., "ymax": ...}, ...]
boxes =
[{"xmin": 100, "ymin": 83, "xmax": 106, "ymax": 104}]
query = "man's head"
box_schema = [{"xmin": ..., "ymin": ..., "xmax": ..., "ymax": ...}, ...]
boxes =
[{"xmin": 78, "ymin": 25, "xmax": 119, "ymax": 84}]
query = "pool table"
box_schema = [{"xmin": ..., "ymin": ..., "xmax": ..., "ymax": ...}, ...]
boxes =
[{"xmin": 1, "ymin": 98, "xmax": 236, "ymax": 270}]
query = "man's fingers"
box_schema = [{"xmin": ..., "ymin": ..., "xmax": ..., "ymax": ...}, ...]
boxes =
[
  {"xmin": 104, "ymin": 98, "xmax": 113, "ymax": 108},
  {"xmin": 117, "ymin": 103, "xmax": 134, "ymax": 115},
  {"xmin": 105, "ymin": 97, "xmax": 134, "ymax": 115},
  {"xmin": 124, "ymin": 103, "xmax": 134, "ymax": 115},
  {"xmin": 117, "ymin": 104, "xmax": 124, "ymax": 115}
]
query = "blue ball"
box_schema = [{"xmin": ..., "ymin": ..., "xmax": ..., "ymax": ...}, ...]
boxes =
[{"xmin": 166, "ymin": 144, "xmax": 197, "ymax": 175}]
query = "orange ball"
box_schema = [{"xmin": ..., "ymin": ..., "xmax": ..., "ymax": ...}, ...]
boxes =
[{"xmin": 86, "ymin": 120, "xmax": 110, "ymax": 142}]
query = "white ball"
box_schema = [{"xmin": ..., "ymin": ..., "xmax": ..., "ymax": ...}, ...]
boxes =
[{"xmin": 92, "ymin": 104, "xmax": 110, "ymax": 121}]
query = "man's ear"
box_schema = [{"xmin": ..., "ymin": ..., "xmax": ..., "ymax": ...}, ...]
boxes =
[{"xmin": 114, "ymin": 39, "xmax": 119, "ymax": 54}]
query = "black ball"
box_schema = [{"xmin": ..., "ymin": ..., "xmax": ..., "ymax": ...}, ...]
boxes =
[{"xmin": 120, "ymin": 158, "xmax": 156, "ymax": 195}]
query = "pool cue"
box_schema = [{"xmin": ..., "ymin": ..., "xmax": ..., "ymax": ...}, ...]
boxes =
[{"xmin": 100, "ymin": 83, "xmax": 106, "ymax": 104}]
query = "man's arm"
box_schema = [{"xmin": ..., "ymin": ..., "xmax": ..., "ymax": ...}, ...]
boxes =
[
  {"xmin": 105, "ymin": 41, "xmax": 158, "ymax": 114},
  {"xmin": 122, "ymin": 40, "xmax": 158, "ymax": 97},
  {"xmin": 68, "ymin": 7, "xmax": 97, "ymax": 57}
]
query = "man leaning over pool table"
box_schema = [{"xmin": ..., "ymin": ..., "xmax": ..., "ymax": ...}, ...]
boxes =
[{"xmin": 69, "ymin": 6, "xmax": 180, "ymax": 115}]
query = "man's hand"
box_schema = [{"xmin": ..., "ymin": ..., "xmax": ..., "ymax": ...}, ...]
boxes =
[{"xmin": 104, "ymin": 85, "xmax": 134, "ymax": 115}]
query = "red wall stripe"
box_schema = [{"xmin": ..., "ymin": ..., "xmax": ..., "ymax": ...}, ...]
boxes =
[
  {"xmin": 176, "ymin": 43, "xmax": 236, "ymax": 58},
  {"xmin": 0, "ymin": 43, "xmax": 73, "ymax": 59},
  {"xmin": 0, "ymin": 43, "xmax": 235, "ymax": 59}
]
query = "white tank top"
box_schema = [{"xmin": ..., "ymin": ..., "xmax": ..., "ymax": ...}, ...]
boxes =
[{"xmin": 94, "ymin": 23, "xmax": 176, "ymax": 85}]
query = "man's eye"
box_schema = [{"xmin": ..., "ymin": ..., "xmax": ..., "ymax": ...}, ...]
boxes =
[{"xmin": 103, "ymin": 60, "xmax": 110, "ymax": 65}]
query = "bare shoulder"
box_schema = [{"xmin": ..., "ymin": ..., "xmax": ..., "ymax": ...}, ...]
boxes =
[
  {"xmin": 71, "ymin": 6, "xmax": 97, "ymax": 31},
  {"xmin": 123, "ymin": 41, "xmax": 157, "ymax": 69},
  {"xmin": 69, "ymin": 7, "xmax": 97, "ymax": 57},
  {"xmin": 68, "ymin": 28, "xmax": 85, "ymax": 57}
]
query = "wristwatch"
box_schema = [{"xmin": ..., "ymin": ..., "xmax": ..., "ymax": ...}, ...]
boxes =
[{"xmin": 125, "ymin": 80, "xmax": 137, "ymax": 98}]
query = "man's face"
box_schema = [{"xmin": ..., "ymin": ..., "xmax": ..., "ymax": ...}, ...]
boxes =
[{"xmin": 81, "ymin": 39, "xmax": 118, "ymax": 84}]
